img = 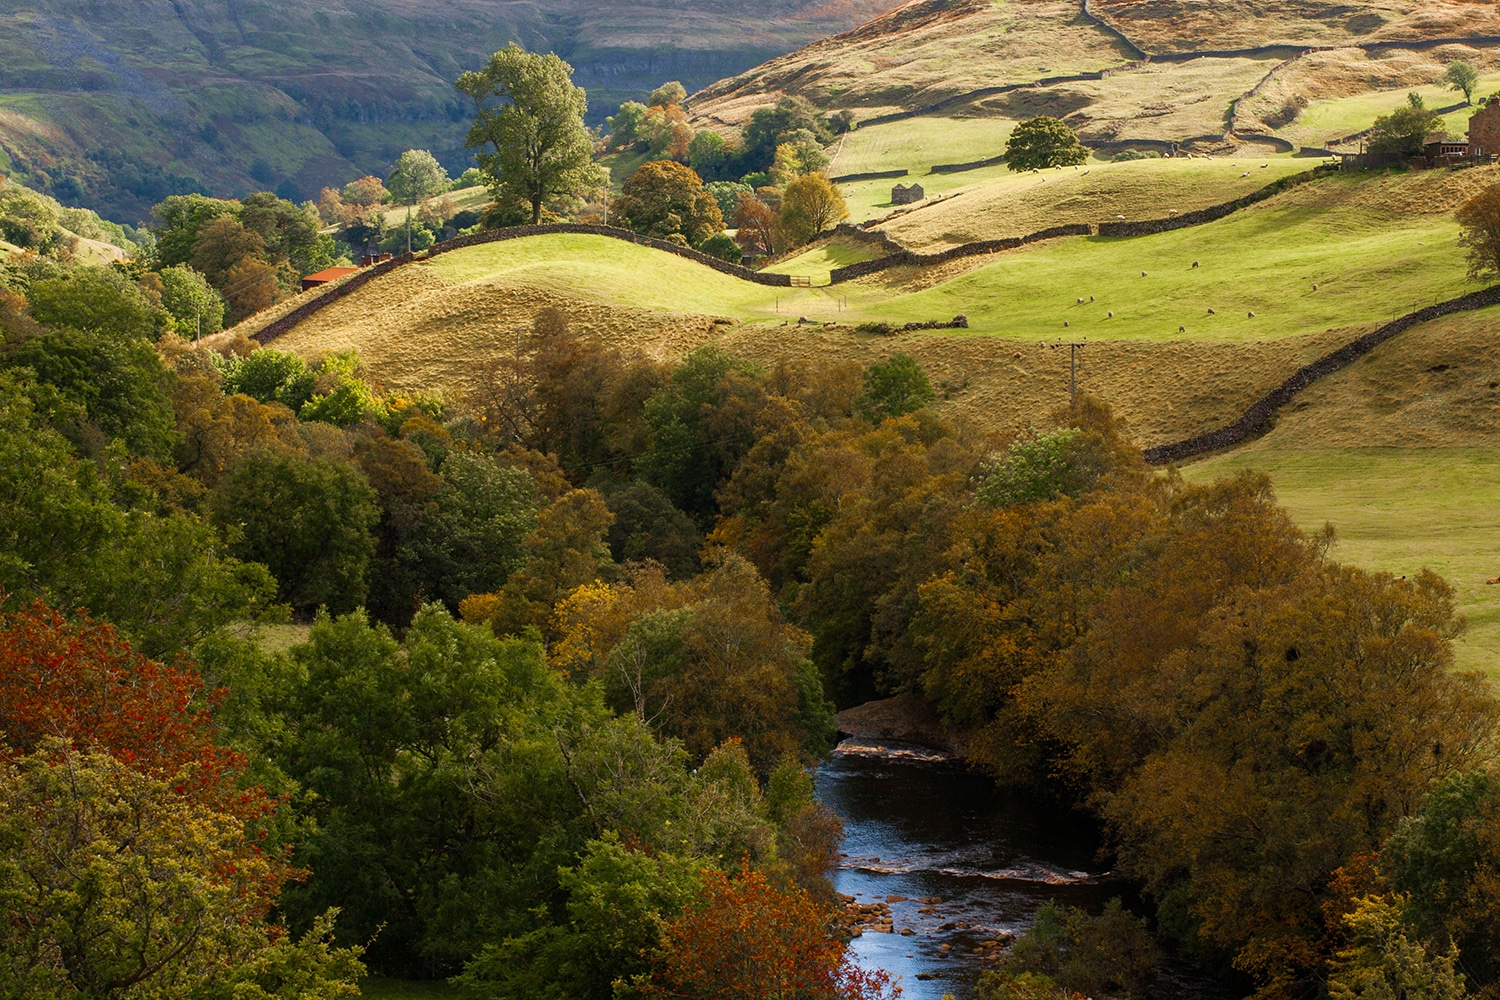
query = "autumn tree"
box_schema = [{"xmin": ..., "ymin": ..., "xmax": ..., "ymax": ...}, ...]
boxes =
[
  {"xmin": 157, "ymin": 262, "xmax": 225, "ymax": 337},
  {"xmin": 778, "ymin": 172, "xmax": 848, "ymax": 249},
  {"xmin": 611, "ymin": 160, "xmax": 725, "ymax": 248},
  {"xmin": 732, "ymin": 191, "xmax": 778, "ymax": 258},
  {"xmin": 854, "ymin": 352, "xmax": 936, "ymax": 422},
  {"xmin": 0, "ymin": 603, "xmax": 364, "ymax": 998},
  {"xmin": 1458, "ymin": 185, "xmax": 1500, "ymax": 283},
  {"xmin": 640, "ymin": 862, "xmax": 897, "ymax": 1000},
  {"xmin": 1005, "ymin": 117, "xmax": 1090, "ymax": 171},
  {"xmin": 457, "ymin": 43, "xmax": 605, "ymax": 225}
]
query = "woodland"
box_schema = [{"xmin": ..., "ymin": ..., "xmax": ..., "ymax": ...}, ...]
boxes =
[{"xmin": 7, "ymin": 13, "xmax": 1500, "ymax": 1000}]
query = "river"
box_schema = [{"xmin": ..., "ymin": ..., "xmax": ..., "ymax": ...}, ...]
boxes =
[{"xmin": 817, "ymin": 738, "xmax": 1234, "ymax": 1000}]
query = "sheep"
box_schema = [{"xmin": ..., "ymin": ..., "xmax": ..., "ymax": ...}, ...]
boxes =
[
  {"xmin": 1207, "ymin": 307, "xmax": 1216, "ymax": 315},
  {"xmin": 1064, "ymin": 320, "xmax": 1070, "ymax": 327},
  {"xmin": 1241, "ymin": 172, "xmax": 1250, "ymax": 177},
  {"xmin": 1142, "ymin": 271, "xmax": 1148, "ymax": 277},
  {"xmin": 1260, "ymin": 163, "xmax": 1268, "ymax": 168},
  {"xmin": 1312, "ymin": 283, "xmax": 1318, "ymax": 290},
  {"xmin": 1116, "ymin": 214, "xmax": 1126, "ymax": 219},
  {"xmin": 1248, "ymin": 310, "xmax": 1256, "ymax": 318},
  {"xmin": 1107, "ymin": 310, "xmax": 1114, "ymax": 318},
  {"xmin": 1013, "ymin": 351, "xmax": 1022, "ymax": 360},
  {"xmin": 1089, "ymin": 295, "xmax": 1095, "ymax": 302},
  {"xmin": 1077, "ymin": 297, "xmax": 1086, "ymax": 304},
  {"xmin": 1179, "ymin": 326, "xmax": 1186, "ymax": 333},
  {"xmin": 1192, "ymin": 261, "xmax": 1200, "ymax": 268}
]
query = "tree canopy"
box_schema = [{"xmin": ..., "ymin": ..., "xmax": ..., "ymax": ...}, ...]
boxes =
[
  {"xmin": 1005, "ymin": 117, "xmax": 1090, "ymax": 171},
  {"xmin": 456, "ymin": 44, "xmax": 605, "ymax": 225}
]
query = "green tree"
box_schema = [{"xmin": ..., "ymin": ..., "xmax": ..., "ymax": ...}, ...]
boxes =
[
  {"xmin": 1369, "ymin": 104, "xmax": 1445, "ymax": 155},
  {"xmin": 157, "ymin": 263, "xmax": 225, "ymax": 338},
  {"xmin": 456, "ymin": 43, "xmax": 605, "ymax": 225},
  {"xmin": 740, "ymin": 96, "xmax": 832, "ymax": 174},
  {"xmin": 853, "ymin": 353, "xmax": 935, "ymax": 423},
  {"xmin": 769, "ymin": 129, "xmax": 830, "ymax": 186},
  {"xmin": 212, "ymin": 450, "xmax": 379, "ymax": 615},
  {"xmin": 1446, "ymin": 61, "xmax": 1481, "ymax": 106},
  {"xmin": 777, "ymin": 172, "xmax": 848, "ymax": 249},
  {"xmin": 386, "ymin": 149, "xmax": 451, "ymax": 253},
  {"xmin": 689, "ymin": 130, "xmax": 732, "ymax": 180},
  {"xmin": 25, "ymin": 265, "xmax": 162, "ymax": 339},
  {"xmin": 649, "ymin": 81, "xmax": 688, "ymax": 109},
  {"xmin": 429, "ymin": 450, "xmax": 544, "ymax": 605},
  {"xmin": 1005, "ymin": 117, "xmax": 1090, "ymax": 171},
  {"xmin": 611, "ymin": 160, "xmax": 725, "ymax": 247},
  {"xmin": 240, "ymin": 191, "xmax": 340, "ymax": 279},
  {"xmin": 0, "ymin": 372, "xmax": 278, "ymax": 658},
  {"xmin": 1328, "ymin": 897, "xmax": 1468, "ymax": 1000},
  {"xmin": 151, "ymin": 193, "xmax": 239, "ymax": 269}
]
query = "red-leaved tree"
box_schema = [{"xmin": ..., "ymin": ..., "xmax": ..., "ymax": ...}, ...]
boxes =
[
  {"xmin": 644, "ymin": 861, "xmax": 899, "ymax": 1000},
  {"xmin": 0, "ymin": 600, "xmax": 294, "ymax": 909}
]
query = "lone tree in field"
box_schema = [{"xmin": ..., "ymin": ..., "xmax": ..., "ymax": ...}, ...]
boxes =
[
  {"xmin": 456, "ymin": 44, "xmax": 604, "ymax": 225},
  {"xmin": 1005, "ymin": 116, "xmax": 1090, "ymax": 170},
  {"xmin": 777, "ymin": 172, "xmax": 848, "ymax": 250},
  {"xmin": 1368, "ymin": 102, "xmax": 1445, "ymax": 156},
  {"xmin": 1446, "ymin": 60, "xmax": 1481, "ymax": 106},
  {"xmin": 1457, "ymin": 185, "xmax": 1500, "ymax": 282},
  {"xmin": 387, "ymin": 149, "xmax": 450, "ymax": 252},
  {"xmin": 611, "ymin": 160, "xmax": 724, "ymax": 247}
]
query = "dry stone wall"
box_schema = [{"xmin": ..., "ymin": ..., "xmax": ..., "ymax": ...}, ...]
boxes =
[{"xmin": 1144, "ymin": 285, "xmax": 1500, "ymax": 465}]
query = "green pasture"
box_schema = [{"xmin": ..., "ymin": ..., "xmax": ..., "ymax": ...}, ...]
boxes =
[
  {"xmin": 828, "ymin": 116, "xmax": 1015, "ymax": 177},
  {"xmin": 879, "ymin": 154, "xmax": 1311, "ymax": 249},
  {"xmin": 1184, "ymin": 446, "xmax": 1500, "ymax": 679},
  {"xmin": 1277, "ymin": 75, "xmax": 1500, "ymax": 150},
  {"xmin": 763, "ymin": 241, "xmax": 882, "ymax": 283},
  {"xmin": 425, "ymin": 176, "xmax": 1470, "ymax": 339},
  {"xmin": 378, "ymin": 185, "xmax": 490, "ymax": 228}
]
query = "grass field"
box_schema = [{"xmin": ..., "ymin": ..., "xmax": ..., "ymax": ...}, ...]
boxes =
[
  {"xmin": 828, "ymin": 117, "xmax": 1015, "ymax": 179},
  {"xmin": 1185, "ymin": 446, "xmax": 1500, "ymax": 679},
  {"xmin": 1183, "ymin": 303, "xmax": 1500, "ymax": 677},
  {"xmin": 877, "ymin": 155, "xmax": 1311, "ymax": 251},
  {"xmin": 1275, "ymin": 74, "xmax": 1500, "ymax": 149},
  {"xmin": 377, "ymin": 186, "xmax": 490, "ymax": 229},
  {"xmin": 763, "ymin": 240, "xmax": 882, "ymax": 283}
]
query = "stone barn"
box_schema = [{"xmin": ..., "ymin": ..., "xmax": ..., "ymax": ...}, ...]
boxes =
[
  {"xmin": 891, "ymin": 182, "xmax": 925, "ymax": 205},
  {"xmin": 1470, "ymin": 101, "xmax": 1500, "ymax": 156}
]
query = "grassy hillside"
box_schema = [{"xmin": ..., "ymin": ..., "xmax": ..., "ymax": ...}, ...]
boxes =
[
  {"xmin": 870, "ymin": 155, "xmax": 1310, "ymax": 248},
  {"xmin": 1182, "ymin": 304, "xmax": 1500, "ymax": 676},
  {"xmin": 0, "ymin": 0, "xmax": 900, "ymax": 221}
]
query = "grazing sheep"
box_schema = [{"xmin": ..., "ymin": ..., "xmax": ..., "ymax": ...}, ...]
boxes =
[
  {"xmin": 1107, "ymin": 311, "xmax": 1114, "ymax": 318},
  {"xmin": 1013, "ymin": 351, "xmax": 1022, "ymax": 359},
  {"xmin": 1064, "ymin": 320, "xmax": 1070, "ymax": 327},
  {"xmin": 1169, "ymin": 209, "xmax": 1179, "ymax": 215},
  {"xmin": 1260, "ymin": 164, "xmax": 1268, "ymax": 168},
  {"xmin": 1241, "ymin": 172, "xmax": 1250, "ymax": 177},
  {"xmin": 1248, "ymin": 310, "xmax": 1256, "ymax": 318},
  {"xmin": 1207, "ymin": 307, "xmax": 1216, "ymax": 315},
  {"xmin": 1077, "ymin": 297, "xmax": 1085, "ymax": 303},
  {"xmin": 1192, "ymin": 261, "xmax": 1200, "ymax": 268},
  {"xmin": 1089, "ymin": 295, "xmax": 1095, "ymax": 302},
  {"xmin": 1179, "ymin": 326, "xmax": 1186, "ymax": 333},
  {"xmin": 1116, "ymin": 214, "xmax": 1126, "ymax": 219},
  {"xmin": 1082, "ymin": 170, "xmax": 1090, "ymax": 175},
  {"xmin": 1142, "ymin": 271, "xmax": 1148, "ymax": 277},
  {"xmin": 1312, "ymin": 283, "xmax": 1318, "ymax": 290}
]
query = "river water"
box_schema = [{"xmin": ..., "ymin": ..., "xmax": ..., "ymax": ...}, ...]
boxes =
[{"xmin": 817, "ymin": 738, "xmax": 1233, "ymax": 1000}]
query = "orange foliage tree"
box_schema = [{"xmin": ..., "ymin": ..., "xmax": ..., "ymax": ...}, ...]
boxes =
[{"xmin": 641, "ymin": 862, "xmax": 898, "ymax": 1000}]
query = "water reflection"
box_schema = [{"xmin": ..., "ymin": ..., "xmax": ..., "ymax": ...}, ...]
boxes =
[{"xmin": 816, "ymin": 738, "xmax": 1124, "ymax": 1000}]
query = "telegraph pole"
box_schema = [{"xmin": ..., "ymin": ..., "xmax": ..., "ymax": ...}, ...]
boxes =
[{"xmin": 1064, "ymin": 340, "xmax": 1085, "ymax": 407}]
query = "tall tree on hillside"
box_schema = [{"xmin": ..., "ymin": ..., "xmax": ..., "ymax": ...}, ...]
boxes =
[
  {"xmin": 778, "ymin": 173, "xmax": 848, "ymax": 250},
  {"xmin": 1446, "ymin": 60, "xmax": 1481, "ymax": 106},
  {"xmin": 1368, "ymin": 103, "xmax": 1445, "ymax": 156},
  {"xmin": 456, "ymin": 44, "xmax": 605, "ymax": 225},
  {"xmin": 386, "ymin": 149, "xmax": 450, "ymax": 253}
]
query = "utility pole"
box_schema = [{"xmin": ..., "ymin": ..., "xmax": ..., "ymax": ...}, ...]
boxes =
[{"xmin": 1063, "ymin": 340, "xmax": 1085, "ymax": 407}]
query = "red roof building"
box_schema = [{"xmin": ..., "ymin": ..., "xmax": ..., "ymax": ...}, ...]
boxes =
[{"xmin": 301, "ymin": 266, "xmax": 360, "ymax": 291}]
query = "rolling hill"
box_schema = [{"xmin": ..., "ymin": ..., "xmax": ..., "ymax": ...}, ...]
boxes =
[{"xmin": 0, "ymin": 0, "xmax": 901, "ymax": 222}]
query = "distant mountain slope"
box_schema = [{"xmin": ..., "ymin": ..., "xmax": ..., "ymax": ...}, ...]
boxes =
[
  {"xmin": 0, "ymin": 0, "xmax": 900, "ymax": 221},
  {"xmin": 689, "ymin": 0, "xmax": 1500, "ymax": 153}
]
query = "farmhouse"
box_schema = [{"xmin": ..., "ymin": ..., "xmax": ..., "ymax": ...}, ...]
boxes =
[
  {"xmin": 891, "ymin": 182, "xmax": 925, "ymax": 205},
  {"xmin": 1470, "ymin": 101, "xmax": 1500, "ymax": 156}
]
